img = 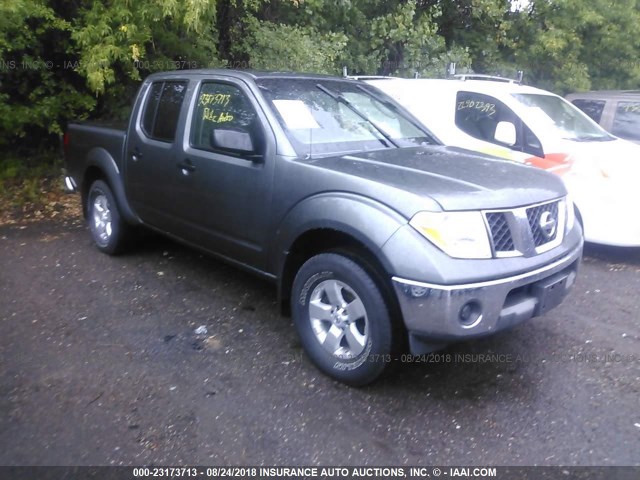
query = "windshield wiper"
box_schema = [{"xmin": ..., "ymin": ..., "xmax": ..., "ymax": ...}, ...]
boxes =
[{"xmin": 315, "ymin": 83, "xmax": 399, "ymax": 148}]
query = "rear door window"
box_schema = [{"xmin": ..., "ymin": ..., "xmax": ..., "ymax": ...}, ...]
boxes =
[
  {"xmin": 571, "ymin": 99, "xmax": 606, "ymax": 123},
  {"xmin": 611, "ymin": 102, "xmax": 640, "ymax": 141},
  {"xmin": 141, "ymin": 81, "xmax": 188, "ymax": 142}
]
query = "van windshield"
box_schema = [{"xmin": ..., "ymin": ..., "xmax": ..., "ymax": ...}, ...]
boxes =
[
  {"xmin": 257, "ymin": 78, "xmax": 435, "ymax": 157},
  {"xmin": 512, "ymin": 93, "xmax": 614, "ymax": 142}
]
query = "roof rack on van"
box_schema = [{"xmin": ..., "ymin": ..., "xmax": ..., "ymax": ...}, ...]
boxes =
[
  {"xmin": 453, "ymin": 73, "xmax": 524, "ymax": 84},
  {"xmin": 345, "ymin": 75, "xmax": 398, "ymax": 80},
  {"xmin": 446, "ymin": 62, "xmax": 524, "ymax": 84},
  {"xmin": 342, "ymin": 66, "xmax": 399, "ymax": 81}
]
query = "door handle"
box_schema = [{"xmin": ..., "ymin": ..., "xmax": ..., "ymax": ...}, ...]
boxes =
[
  {"xmin": 177, "ymin": 159, "xmax": 196, "ymax": 175},
  {"xmin": 131, "ymin": 148, "xmax": 143, "ymax": 162}
]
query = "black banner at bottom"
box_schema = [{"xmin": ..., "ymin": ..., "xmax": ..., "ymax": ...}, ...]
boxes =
[{"xmin": 0, "ymin": 466, "xmax": 637, "ymax": 480}]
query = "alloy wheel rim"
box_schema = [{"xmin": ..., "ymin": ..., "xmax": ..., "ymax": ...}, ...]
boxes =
[
  {"xmin": 92, "ymin": 194, "xmax": 112, "ymax": 245},
  {"xmin": 308, "ymin": 279, "xmax": 368, "ymax": 359}
]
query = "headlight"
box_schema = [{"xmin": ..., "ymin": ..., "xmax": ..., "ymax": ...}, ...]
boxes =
[
  {"xmin": 409, "ymin": 211, "xmax": 492, "ymax": 259},
  {"xmin": 565, "ymin": 195, "xmax": 575, "ymax": 234}
]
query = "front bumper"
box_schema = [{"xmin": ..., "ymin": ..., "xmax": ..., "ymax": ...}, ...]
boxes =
[{"xmin": 392, "ymin": 242, "xmax": 583, "ymax": 354}]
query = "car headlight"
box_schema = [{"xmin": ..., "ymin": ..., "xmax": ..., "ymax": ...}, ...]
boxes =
[
  {"xmin": 409, "ymin": 211, "xmax": 492, "ymax": 259},
  {"xmin": 564, "ymin": 195, "xmax": 575, "ymax": 234}
]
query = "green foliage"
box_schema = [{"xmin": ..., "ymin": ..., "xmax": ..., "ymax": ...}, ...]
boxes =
[
  {"xmin": 235, "ymin": 17, "xmax": 347, "ymax": 73},
  {"xmin": 368, "ymin": 1, "xmax": 446, "ymax": 76},
  {"xmin": 436, "ymin": 0, "xmax": 513, "ymax": 73},
  {"xmin": 511, "ymin": 0, "xmax": 640, "ymax": 93},
  {"xmin": 71, "ymin": 0, "xmax": 220, "ymax": 94},
  {"xmin": 0, "ymin": 0, "xmax": 95, "ymax": 146}
]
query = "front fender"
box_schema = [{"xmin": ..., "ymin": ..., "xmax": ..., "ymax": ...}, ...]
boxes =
[
  {"xmin": 84, "ymin": 147, "xmax": 140, "ymax": 224},
  {"xmin": 271, "ymin": 192, "xmax": 408, "ymax": 277}
]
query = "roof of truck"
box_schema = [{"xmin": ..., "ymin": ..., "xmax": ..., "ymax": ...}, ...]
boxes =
[{"xmin": 145, "ymin": 69, "xmax": 349, "ymax": 82}]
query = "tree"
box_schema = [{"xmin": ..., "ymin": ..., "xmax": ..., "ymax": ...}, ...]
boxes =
[
  {"xmin": 434, "ymin": 0, "xmax": 514, "ymax": 74},
  {"xmin": 510, "ymin": 0, "xmax": 640, "ymax": 93},
  {"xmin": 0, "ymin": 0, "xmax": 94, "ymax": 147}
]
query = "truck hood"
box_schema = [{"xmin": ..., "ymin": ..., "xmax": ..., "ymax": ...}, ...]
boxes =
[{"xmin": 303, "ymin": 146, "xmax": 566, "ymax": 211}]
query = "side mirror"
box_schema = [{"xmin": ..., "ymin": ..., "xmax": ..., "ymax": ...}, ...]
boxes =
[
  {"xmin": 211, "ymin": 128, "xmax": 255, "ymax": 153},
  {"xmin": 494, "ymin": 121, "xmax": 517, "ymax": 146}
]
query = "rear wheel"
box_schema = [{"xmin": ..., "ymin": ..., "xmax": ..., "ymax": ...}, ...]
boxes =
[
  {"xmin": 291, "ymin": 253, "xmax": 393, "ymax": 386},
  {"xmin": 87, "ymin": 180, "xmax": 129, "ymax": 255}
]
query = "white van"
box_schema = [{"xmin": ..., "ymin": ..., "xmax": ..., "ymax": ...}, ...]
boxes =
[{"xmin": 365, "ymin": 76, "xmax": 640, "ymax": 246}]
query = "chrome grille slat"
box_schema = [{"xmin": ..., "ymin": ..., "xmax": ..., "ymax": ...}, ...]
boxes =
[{"xmin": 486, "ymin": 212, "xmax": 515, "ymax": 252}]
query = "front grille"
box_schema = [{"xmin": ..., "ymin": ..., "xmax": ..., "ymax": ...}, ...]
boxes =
[
  {"xmin": 483, "ymin": 199, "xmax": 564, "ymax": 257},
  {"xmin": 527, "ymin": 201, "xmax": 560, "ymax": 247},
  {"xmin": 486, "ymin": 212, "xmax": 515, "ymax": 252}
]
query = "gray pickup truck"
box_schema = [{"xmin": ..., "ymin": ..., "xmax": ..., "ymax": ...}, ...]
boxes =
[{"xmin": 63, "ymin": 70, "xmax": 583, "ymax": 385}]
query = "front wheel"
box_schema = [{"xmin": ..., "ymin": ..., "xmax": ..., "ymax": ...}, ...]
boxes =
[
  {"xmin": 87, "ymin": 180, "xmax": 129, "ymax": 255},
  {"xmin": 291, "ymin": 253, "xmax": 393, "ymax": 386}
]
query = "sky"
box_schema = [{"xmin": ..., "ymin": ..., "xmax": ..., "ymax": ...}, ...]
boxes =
[{"xmin": 510, "ymin": 0, "xmax": 532, "ymax": 12}]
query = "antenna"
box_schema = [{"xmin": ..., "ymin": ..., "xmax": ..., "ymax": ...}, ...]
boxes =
[
  {"xmin": 343, "ymin": 66, "xmax": 348, "ymax": 78},
  {"xmin": 516, "ymin": 70, "xmax": 524, "ymax": 84},
  {"xmin": 446, "ymin": 62, "xmax": 457, "ymax": 78},
  {"xmin": 414, "ymin": 71, "xmax": 420, "ymax": 79}
]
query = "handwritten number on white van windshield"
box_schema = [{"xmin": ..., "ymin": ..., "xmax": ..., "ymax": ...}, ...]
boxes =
[{"xmin": 457, "ymin": 100, "xmax": 497, "ymax": 116}]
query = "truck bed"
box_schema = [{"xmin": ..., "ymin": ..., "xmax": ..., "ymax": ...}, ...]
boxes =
[{"xmin": 65, "ymin": 121, "xmax": 127, "ymax": 184}]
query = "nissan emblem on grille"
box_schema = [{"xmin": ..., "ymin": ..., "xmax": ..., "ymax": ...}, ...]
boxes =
[
  {"xmin": 527, "ymin": 201, "xmax": 560, "ymax": 248},
  {"xmin": 539, "ymin": 210, "xmax": 557, "ymax": 239}
]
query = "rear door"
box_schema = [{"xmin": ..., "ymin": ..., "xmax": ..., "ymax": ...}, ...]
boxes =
[{"xmin": 126, "ymin": 79, "xmax": 191, "ymax": 231}]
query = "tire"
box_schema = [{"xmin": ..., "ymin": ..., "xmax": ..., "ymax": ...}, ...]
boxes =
[
  {"xmin": 87, "ymin": 180, "xmax": 129, "ymax": 255},
  {"xmin": 291, "ymin": 253, "xmax": 393, "ymax": 386}
]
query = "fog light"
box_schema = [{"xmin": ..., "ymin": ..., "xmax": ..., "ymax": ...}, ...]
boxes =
[{"xmin": 459, "ymin": 300, "xmax": 482, "ymax": 327}]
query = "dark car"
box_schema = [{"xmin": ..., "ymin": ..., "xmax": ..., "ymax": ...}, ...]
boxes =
[{"xmin": 566, "ymin": 90, "xmax": 640, "ymax": 143}]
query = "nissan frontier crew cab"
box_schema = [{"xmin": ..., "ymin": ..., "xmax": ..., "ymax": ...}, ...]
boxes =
[{"xmin": 63, "ymin": 70, "xmax": 583, "ymax": 385}]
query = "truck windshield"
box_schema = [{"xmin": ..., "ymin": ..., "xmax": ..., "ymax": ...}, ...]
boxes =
[
  {"xmin": 512, "ymin": 93, "xmax": 614, "ymax": 142},
  {"xmin": 257, "ymin": 78, "xmax": 435, "ymax": 157}
]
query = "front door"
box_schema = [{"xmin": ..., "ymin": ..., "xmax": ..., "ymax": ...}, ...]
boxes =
[{"xmin": 173, "ymin": 79, "xmax": 275, "ymax": 270}]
